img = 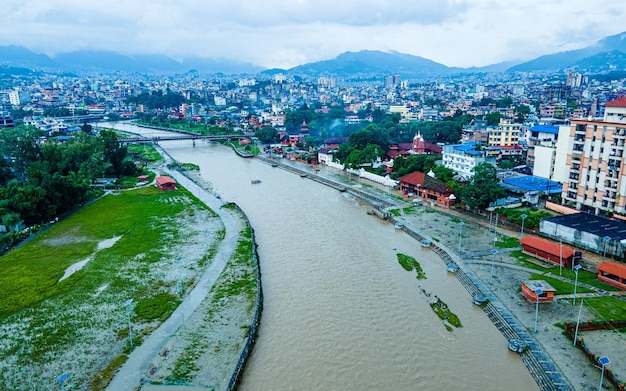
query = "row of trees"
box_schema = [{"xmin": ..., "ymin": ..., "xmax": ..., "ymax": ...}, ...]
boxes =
[{"xmin": 0, "ymin": 126, "xmax": 137, "ymax": 231}]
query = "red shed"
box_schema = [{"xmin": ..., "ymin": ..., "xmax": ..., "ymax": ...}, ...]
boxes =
[
  {"xmin": 597, "ymin": 261, "xmax": 626, "ymax": 290},
  {"xmin": 155, "ymin": 176, "xmax": 177, "ymax": 191},
  {"xmin": 521, "ymin": 280, "xmax": 556, "ymax": 303},
  {"xmin": 519, "ymin": 236, "xmax": 580, "ymax": 267}
]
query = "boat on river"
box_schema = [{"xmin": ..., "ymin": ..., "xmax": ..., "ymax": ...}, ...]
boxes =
[
  {"xmin": 420, "ymin": 239, "xmax": 432, "ymax": 247},
  {"xmin": 251, "ymin": 179, "xmax": 262, "ymax": 185}
]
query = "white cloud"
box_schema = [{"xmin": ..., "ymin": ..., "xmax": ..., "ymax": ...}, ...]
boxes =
[{"xmin": 0, "ymin": 0, "xmax": 625, "ymax": 69}]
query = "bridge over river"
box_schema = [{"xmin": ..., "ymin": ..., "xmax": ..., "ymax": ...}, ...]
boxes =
[{"xmin": 119, "ymin": 133, "xmax": 249, "ymax": 144}]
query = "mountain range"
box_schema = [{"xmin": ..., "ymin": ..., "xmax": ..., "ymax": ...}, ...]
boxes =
[{"xmin": 1, "ymin": 31, "xmax": 626, "ymax": 78}]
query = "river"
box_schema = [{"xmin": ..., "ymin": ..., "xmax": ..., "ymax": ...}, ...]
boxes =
[{"xmin": 104, "ymin": 123, "xmax": 537, "ymax": 390}]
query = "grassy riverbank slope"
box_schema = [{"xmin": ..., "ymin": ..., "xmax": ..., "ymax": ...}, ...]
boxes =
[{"xmin": 0, "ymin": 186, "xmax": 223, "ymax": 389}]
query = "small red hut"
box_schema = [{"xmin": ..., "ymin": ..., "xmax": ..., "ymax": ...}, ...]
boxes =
[
  {"xmin": 521, "ymin": 280, "xmax": 556, "ymax": 303},
  {"xmin": 155, "ymin": 176, "xmax": 177, "ymax": 191}
]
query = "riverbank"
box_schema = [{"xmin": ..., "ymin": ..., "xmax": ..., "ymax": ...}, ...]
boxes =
[
  {"xmin": 269, "ymin": 156, "xmax": 622, "ymax": 390},
  {"xmin": 394, "ymin": 202, "xmax": 626, "ymax": 390}
]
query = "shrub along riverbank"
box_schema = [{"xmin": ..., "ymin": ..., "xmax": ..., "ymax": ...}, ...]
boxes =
[{"xmin": 0, "ymin": 185, "xmax": 224, "ymax": 389}]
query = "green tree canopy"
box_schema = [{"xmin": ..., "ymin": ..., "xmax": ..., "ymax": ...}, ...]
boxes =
[
  {"xmin": 485, "ymin": 112, "xmax": 503, "ymax": 127},
  {"xmin": 460, "ymin": 163, "xmax": 506, "ymax": 210},
  {"xmin": 255, "ymin": 126, "xmax": 279, "ymax": 143}
]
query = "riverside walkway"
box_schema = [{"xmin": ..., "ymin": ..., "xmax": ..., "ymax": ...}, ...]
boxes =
[
  {"xmin": 394, "ymin": 219, "xmax": 573, "ymax": 391},
  {"xmin": 106, "ymin": 167, "xmax": 244, "ymax": 390}
]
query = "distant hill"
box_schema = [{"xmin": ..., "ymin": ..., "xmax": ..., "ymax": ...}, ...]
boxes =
[
  {"xmin": 0, "ymin": 45, "xmax": 56, "ymax": 69},
  {"xmin": 508, "ymin": 31, "xmax": 626, "ymax": 72},
  {"xmin": 286, "ymin": 50, "xmax": 451, "ymax": 79},
  {"xmin": 2, "ymin": 30, "xmax": 626, "ymax": 77},
  {"xmin": 0, "ymin": 46, "xmax": 264, "ymax": 75}
]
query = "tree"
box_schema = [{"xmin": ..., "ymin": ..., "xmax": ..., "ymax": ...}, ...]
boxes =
[
  {"xmin": 485, "ymin": 112, "xmax": 503, "ymax": 127},
  {"xmin": 461, "ymin": 163, "xmax": 506, "ymax": 210},
  {"xmin": 431, "ymin": 165, "xmax": 456, "ymax": 183},
  {"xmin": 81, "ymin": 122, "xmax": 93, "ymax": 134},
  {"xmin": 255, "ymin": 126, "xmax": 278, "ymax": 143},
  {"xmin": 496, "ymin": 96, "xmax": 513, "ymax": 108},
  {"xmin": 100, "ymin": 130, "xmax": 130, "ymax": 177},
  {"xmin": 348, "ymin": 124, "xmax": 388, "ymax": 150},
  {"xmin": 0, "ymin": 125, "xmax": 43, "ymax": 181},
  {"xmin": 514, "ymin": 104, "xmax": 531, "ymax": 123}
]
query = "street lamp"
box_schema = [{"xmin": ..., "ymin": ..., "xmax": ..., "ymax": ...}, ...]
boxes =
[
  {"xmin": 493, "ymin": 213, "xmax": 499, "ymax": 246},
  {"xmin": 598, "ymin": 356, "xmax": 610, "ymax": 391},
  {"xmin": 559, "ymin": 238, "xmax": 563, "ymax": 276},
  {"xmin": 603, "ymin": 236, "xmax": 611, "ymax": 262},
  {"xmin": 57, "ymin": 373, "xmax": 70, "ymax": 391},
  {"xmin": 176, "ymin": 256, "xmax": 183, "ymax": 295},
  {"xmin": 574, "ymin": 299, "xmax": 584, "ymax": 347},
  {"xmin": 489, "ymin": 249, "xmax": 498, "ymax": 284},
  {"xmin": 573, "ymin": 264, "xmax": 582, "ymax": 305},
  {"xmin": 534, "ymin": 288, "xmax": 542, "ymax": 333},
  {"xmin": 520, "ymin": 214, "xmax": 527, "ymax": 239},
  {"xmin": 124, "ymin": 299, "xmax": 134, "ymax": 347},
  {"xmin": 458, "ymin": 221, "xmax": 464, "ymax": 255}
]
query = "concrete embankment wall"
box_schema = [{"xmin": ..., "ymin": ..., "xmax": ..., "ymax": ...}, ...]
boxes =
[
  {"xmin": 392, "ymin": 217, "xmax": 572, "ymax": 391},
  {"xmin": 224, "ymin": 203, "xmax": 263, "ymax": 391}
]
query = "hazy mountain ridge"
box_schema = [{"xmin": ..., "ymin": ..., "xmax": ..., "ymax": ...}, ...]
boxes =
[
  {"xmin": 0, "ymin": 30, "xmax": 625, "ymax": 76},
  {"xmin": 0, "ymin": 47, "xmax": 264, "ymax": 75},
  {"xmin": 508, "ymin": 31, "xmax": 626, "ymax": 72}
]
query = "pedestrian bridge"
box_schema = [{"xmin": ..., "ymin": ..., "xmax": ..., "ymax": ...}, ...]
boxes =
[{"xmin": 119, "ymin": 134, "xmax": 248, "ymax": 144}]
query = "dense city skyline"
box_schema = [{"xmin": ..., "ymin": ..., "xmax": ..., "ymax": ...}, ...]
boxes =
[{"xmin": 2, "ymin": 1, "xmax": 626, "ymax": 70}]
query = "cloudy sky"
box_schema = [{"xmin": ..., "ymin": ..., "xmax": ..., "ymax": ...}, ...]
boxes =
[{"xmin": 2, "ymin": 0, "xmax": 626, "ymax": 69}]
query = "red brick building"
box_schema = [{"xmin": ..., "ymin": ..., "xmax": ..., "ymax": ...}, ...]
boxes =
[
  {"xmin": 521, "ymin": 280, "xmax": 556, "ymax": 303},
  {"xmin": 397, "ymin": 172, "xmax": 456, "ymax": 207},
  {"xmin": 519, "ymin": 236, "xmax": 580, "ymax": 268},
  {"xmin": 155, "ymin": 176, "xmax": 177, "ymax": 191},
  {"xmin": 596, "ymin": 261, "xmax": 626, "ymax": 290}
]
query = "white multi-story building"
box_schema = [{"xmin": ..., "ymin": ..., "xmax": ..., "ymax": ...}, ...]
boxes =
[
  {"xmin": 561, "ymin": 97, "xmax": 626, "ymax": 215},
  {"xmin": 442, "ymin": 143, "xmax": 495, "ymax": 180},
  {"xmin": 9, "ymin": 89, "xmax": 31, "ymax": 107}
]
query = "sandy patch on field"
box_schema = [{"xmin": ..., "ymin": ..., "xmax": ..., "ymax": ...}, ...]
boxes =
[{"xmin": 58, "ymin": 235, "xmax": 124, "ymax": 282}]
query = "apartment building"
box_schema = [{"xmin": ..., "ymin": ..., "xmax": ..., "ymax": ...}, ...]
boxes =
[
  {"xmin": 489, "ymin": 119, "xmax": 521, "ymax": 147},
  {"xmin": 442, "ymin": 143, "xmax": 495, "ymax": 180},
  {"xmin": 562, "ymin": 97, "xmax": 626, "ymax": 215}
]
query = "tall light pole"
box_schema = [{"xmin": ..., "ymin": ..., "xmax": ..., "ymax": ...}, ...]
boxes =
[
  {"xmin": 559, "ymin": 238, "xmax": 563, "ymax": 276},
  {"xmin": 458, "ymin": 221, "xmax": 464, "ymax": 255},
  {"xmin": 573, "ymin": 264, "xmax": 582, "ymax": 305},
  {"xmin": 574, "ymin": 299, "xmax": 584, "ymax": 347},
  {"xmin": 176, "ymin": 256, "xmax": 183, "ymax": 295},
  {"xmin": 598, "ymin": 356, "xmax": 610, "ymax": 391},
  {"xmin": 534, "ymin": 288, "xmax": 542, "ymax": 333},
  {"xmin": 603, "ymin": 236, "xmax": 611, "ymax": 262},
  {"xmin": 494, "ymin": 214, "xmax": 499, "ymax": 245},
  {"xmin": 124, "ymin": 299, "xmax": 134, "ymax": 347},
  {"xmin": 520, "ymin": 213, "xmax": 527, "ymax": 239},
  {"xmin": 489, "ymin": 249, "xmax": 498, "ymax": 284}
]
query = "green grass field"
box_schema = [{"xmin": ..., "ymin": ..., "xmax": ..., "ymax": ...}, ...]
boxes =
[{"xmin": 0, "ymin": 185, "xmax": 224, "ymax": 389}]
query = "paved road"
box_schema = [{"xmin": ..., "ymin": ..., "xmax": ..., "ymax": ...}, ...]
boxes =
[{"xmin": 106, "ymin": 167, "xmax": 243, "ymax": 390}]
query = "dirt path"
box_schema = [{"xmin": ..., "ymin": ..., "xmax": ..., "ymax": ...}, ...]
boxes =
[{"xmin": 106, "ymin": 169, "xmax": 243, "ymax": 390}]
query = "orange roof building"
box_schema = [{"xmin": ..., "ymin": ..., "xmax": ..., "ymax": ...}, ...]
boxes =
[
  {"xmin": 155, "ymin": 176, "xmax": 177, "ymax": 191},
  {"xmin": 597, "ymin": 261, "xmax": 626, "ymax": 290},
  {"xmin": 519, "ymin": 236, "xmax": 580, "ymax": 267},
  {"xmin": 521, "ymin": 280, "xmax": 556, "ymax": 303}
]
